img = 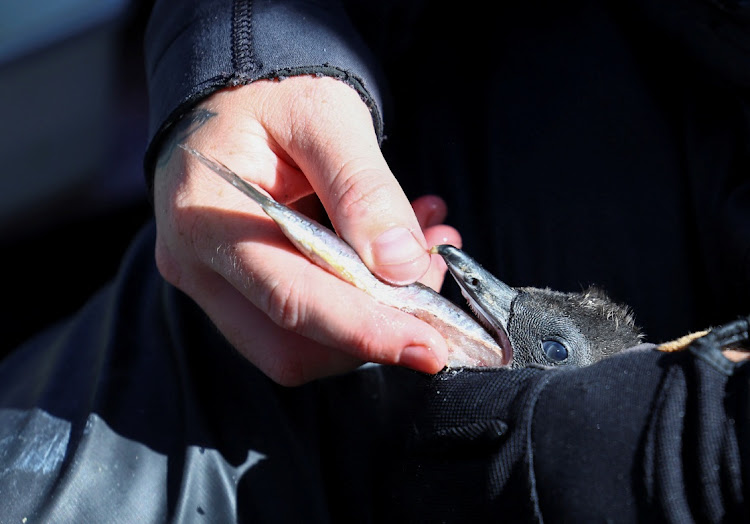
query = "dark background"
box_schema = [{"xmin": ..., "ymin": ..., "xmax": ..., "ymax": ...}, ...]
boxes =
[{"xmin": 0, "ymin": 1, "xmax": 154, "ymax": 357}]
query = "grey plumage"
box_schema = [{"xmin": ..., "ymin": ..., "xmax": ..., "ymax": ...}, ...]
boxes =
[
  {"xmin": 504, "ymin": 285, "xmax": 643, "ymax": 368},
  {"xmin": 434, "ymin": 245, "xmax": 643, "ymax": 368}
]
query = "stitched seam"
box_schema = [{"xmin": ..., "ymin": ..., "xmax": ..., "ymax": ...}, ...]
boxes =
[{"xmin": 232, "ymin": 0, "xmax": 255, "ymax": 73}]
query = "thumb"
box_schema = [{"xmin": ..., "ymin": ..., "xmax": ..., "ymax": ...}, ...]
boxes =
[{"xmin": 270, "ymin": 77, "xmax": 430, "ymax": 284}]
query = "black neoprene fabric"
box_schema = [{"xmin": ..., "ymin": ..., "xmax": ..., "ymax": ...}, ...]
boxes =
[
  {"xmin": 1, "ymin": 0, "xmax": 749, "ymax": 521},
  {"xmin": 144, "ymin": 0, "xmax": 386, "ymax": 180},
  {"xmin": 144, "ymin": 0, "xmax": 750, "ymax": 341},
  {"xmin": 0, "ymin": 223, "xmax": 748, "ymax": 521}
]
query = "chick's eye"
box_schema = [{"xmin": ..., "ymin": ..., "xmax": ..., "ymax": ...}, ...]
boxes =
[{"xmin": 542, "ymin": 339, "xmax": 568, "ymax": 362}]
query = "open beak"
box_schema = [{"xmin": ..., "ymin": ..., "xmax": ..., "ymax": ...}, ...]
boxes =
[{"xmin": 432, "ymin": 245, "xmax": 516, "ymax": 366}]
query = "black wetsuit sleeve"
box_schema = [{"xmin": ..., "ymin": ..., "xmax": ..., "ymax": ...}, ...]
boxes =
[
  {"xmin": 530, "ymin": 345, "xmax": 749, "ymax": 522},
  {"xmin": 143, "ymin": 0, "xmax": 386, "ymax": 180},
  {"xmin": 373, "ymin": 337, "xmax": 750, "ymax": 522},
  {"xmin": 0, "ymin": 220, "xmax": 748, "ymax": 521}
]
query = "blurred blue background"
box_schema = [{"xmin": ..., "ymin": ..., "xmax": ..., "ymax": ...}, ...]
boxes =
[{"xmin": 0, "ymin": 0, "xmax": 154, "ymax": 356}]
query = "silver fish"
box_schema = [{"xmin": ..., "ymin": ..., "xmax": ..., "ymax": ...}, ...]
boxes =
[{"xmin": 180, "ymin": 145, "xmax": 507, "ymax": 367}]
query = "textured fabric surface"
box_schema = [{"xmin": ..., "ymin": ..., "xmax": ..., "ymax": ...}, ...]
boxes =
[
  {"xmin": 3, "ymin": 0, "xmax": 747, "ymax": 521},
  {"xmin": 0, "ymin": 222, "xmax": 748, "ymax": 521},
  {"xmin": 143, "ymin": 0, "xmax": 750, "ymax": 340},
  {"xmin": 143, "ymin": 0, "xmax": 385, "ymax": 179}
]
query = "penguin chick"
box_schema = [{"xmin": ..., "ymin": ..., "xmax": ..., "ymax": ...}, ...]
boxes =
[{"xmin": 433, "ymin": 245, "xmax": 643, "ymax": 368}]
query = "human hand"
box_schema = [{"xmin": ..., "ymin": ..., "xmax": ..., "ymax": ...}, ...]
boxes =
[{"xmin": 152, "ymin": 76, "xmax": 461, "ymax": 385}]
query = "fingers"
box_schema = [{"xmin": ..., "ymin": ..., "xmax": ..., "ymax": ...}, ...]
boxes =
[
  {"xmin": 151, "ymin": 77, "xmax": 464, "ymax": 385},
  {"xmin": 183, "ymin": 265, "xmax": 448, "ymax": 386},
  {"xmin": 156, "ymin": 200, "xmax": 450, "ymax": 384},
  {"xmin": 412, "ymin": 195, "xmax": 448, "ymax": 230},
  {"xmin": 153, "ymin": 130, "xmax": 450, "ymax": 384},
  {"xmin": 421, "ymin": 224, "xmax": 462, "ymax": 291},
  {"xmin": 258, "ymin": 77, "xmax": 432, "ymax": 285},
  {"xmin": 411, "ymin": 195, "xmax": 462, "ymax": 292}
]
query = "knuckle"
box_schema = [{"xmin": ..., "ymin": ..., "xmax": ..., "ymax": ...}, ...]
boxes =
[
  {"xmin": 263, "ymin": 273, "xmax": 306, "ymax": 333},
  {"xmin": 332, "ymin": 162, "xmax": 392, "ymax": 221}
]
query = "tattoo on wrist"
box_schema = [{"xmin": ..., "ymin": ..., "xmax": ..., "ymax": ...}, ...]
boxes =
[{"xmin": 156, "ymin": 108, "xmax": 217, "ymax": 168}]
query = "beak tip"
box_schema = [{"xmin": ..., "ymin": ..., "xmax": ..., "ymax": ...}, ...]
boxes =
[{"xmin": 430, "ymin": 244, "xmax": 459, "ymax": 257}]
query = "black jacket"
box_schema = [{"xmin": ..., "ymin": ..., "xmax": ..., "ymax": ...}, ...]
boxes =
[
  {"xmin": 145, "ymin": 0, "xmax": 750, "ymax": 341},
  {"xmin": 1, "ymin": 0, "xmax": 749, "ymax": 521},
  {"xmin": 0, "ymin": 223, "xmax": 748, "ymax": 522}
]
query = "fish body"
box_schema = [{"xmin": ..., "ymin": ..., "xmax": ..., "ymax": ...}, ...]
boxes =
[{"xmin": 181, "ymin": 146, "xmax": 506, "ymax": 367}]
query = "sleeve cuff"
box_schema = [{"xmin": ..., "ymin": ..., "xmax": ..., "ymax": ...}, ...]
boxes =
[{"xmin": 143, "ymin": 0, "xmax": 386, "ymax": 184}]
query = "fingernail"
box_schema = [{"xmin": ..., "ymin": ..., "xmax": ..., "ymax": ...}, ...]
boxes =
[
  {"xmin": 372, "ymin": 227, "xmax": 429, "ymax": 284},
  {"xmin": 399, "ymin": 345, "xmax": 443, "ymax": 373}
]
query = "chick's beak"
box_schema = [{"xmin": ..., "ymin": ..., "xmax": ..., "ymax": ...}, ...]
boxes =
[{"xmin": 431, "ymin": 245, "xmax": 516, "ymax": 366}]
